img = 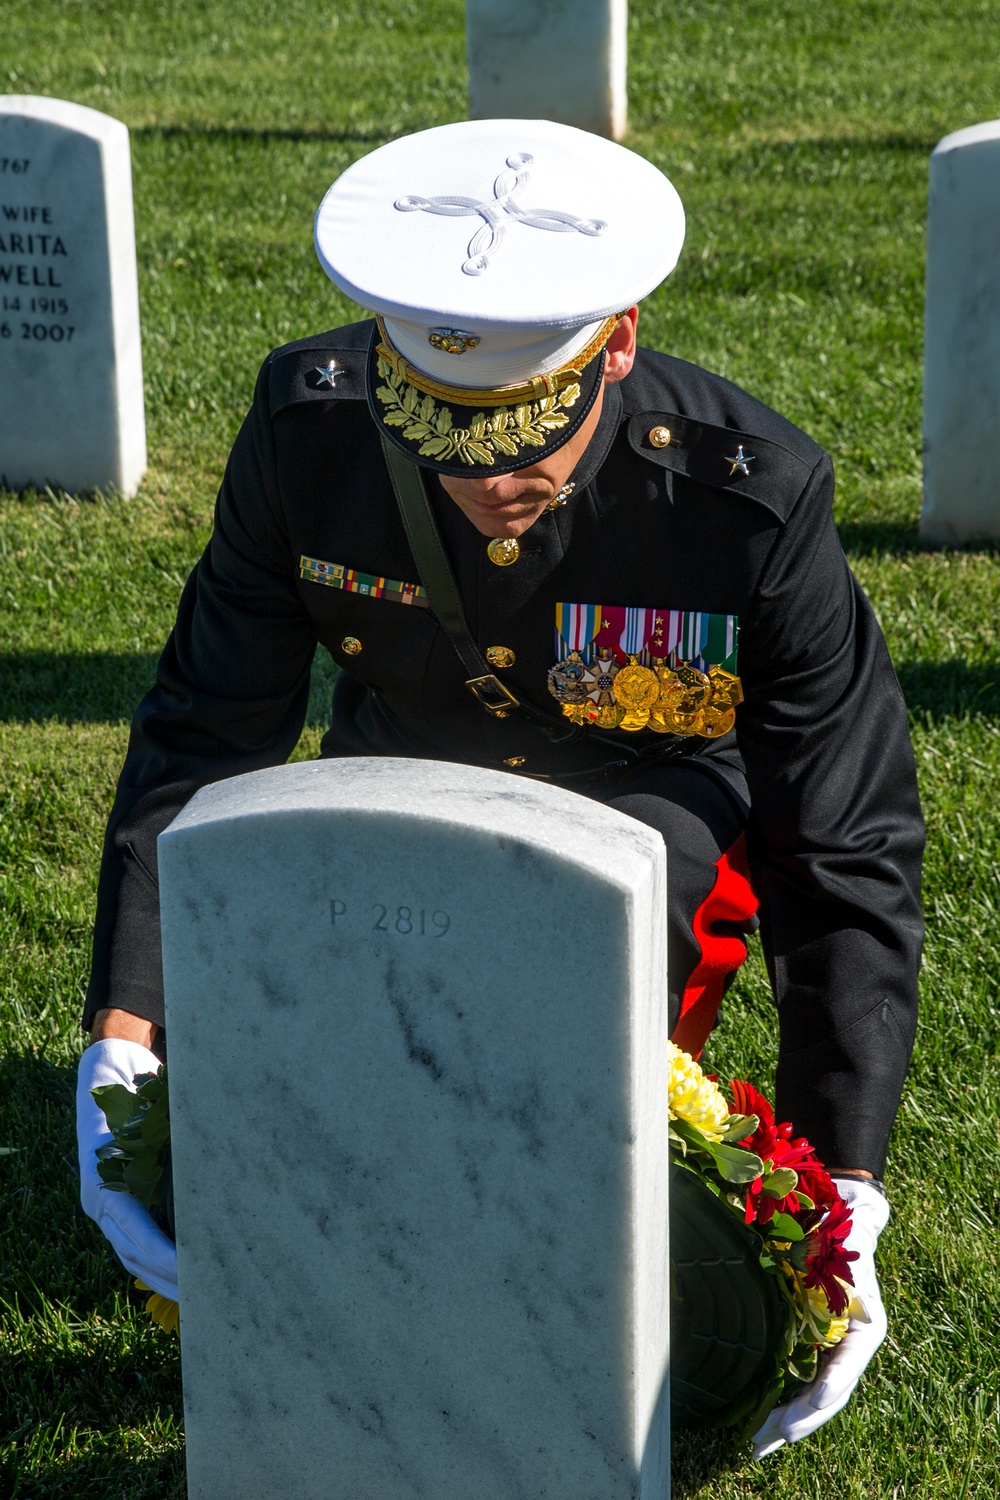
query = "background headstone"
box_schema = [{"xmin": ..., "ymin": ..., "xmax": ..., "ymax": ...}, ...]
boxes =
[
  {"xmin": 160, "ymin": 758, "xmax": 670, "ymax": 1500},
  {"xmin": 0, "ymin": 96, "xmax": 145, "ymax": 497},
  {"xmin": 467, "ymin": 0, "xmax": 628, "ymax": 141},
  {"xmin": 921, "ymin": 119, "xmax": 1000, "ymax": 543}
]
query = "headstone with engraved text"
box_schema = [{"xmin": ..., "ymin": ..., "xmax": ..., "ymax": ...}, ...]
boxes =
[
  {"xmin": 159, "ymin": 757, "xmax": 670, "ymax": 1500},
  {"xmin": 0, "ymin": 95, "xmax": 145, "ymax": 497},
  {"xmin": 467, "ymin": 0, "xmax": 628, "ymax": 141}
]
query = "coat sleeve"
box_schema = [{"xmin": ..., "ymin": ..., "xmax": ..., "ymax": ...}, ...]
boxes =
[
  {"xmin": 84, "ymin": 358, "xmax": 318, "ymax": 1032},
  {"xmin": 735, "ymin": 453, "xmax": 924, "ymax": 1177}
]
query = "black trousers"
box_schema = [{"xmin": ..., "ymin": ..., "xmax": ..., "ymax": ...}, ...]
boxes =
[{"xmin": 587, "ymin": 760, "xmax": 756, "ymax": 1051}]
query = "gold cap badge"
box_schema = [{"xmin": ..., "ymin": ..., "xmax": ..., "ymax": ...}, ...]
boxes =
[{"xmin": 428, "ymin": 328, "xmax": 481, "ymax": 355}]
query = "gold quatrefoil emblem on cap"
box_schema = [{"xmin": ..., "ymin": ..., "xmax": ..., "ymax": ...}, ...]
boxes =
[
  {"xmin": 341, "ymin": 636, "xmax": 362, "ymax": 655},
  {"xmin": 648, "ymin": 425, "xmax": 672, "ymax": 449},
  {"xmin": 428, "ymin": 328, "xmax": 481, "ymax": 355},
  {"xmin": 486, "ymin": 646, "xmax": 516, "ymax": 668},
  {"xmin": 487, "ymin": 537, "xmax": 520, "ymax": 567}
]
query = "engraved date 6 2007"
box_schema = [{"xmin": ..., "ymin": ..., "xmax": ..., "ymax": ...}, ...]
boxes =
[{"xmin": 330, "ymin": 900, "xmax": 451, "ymax": 937}]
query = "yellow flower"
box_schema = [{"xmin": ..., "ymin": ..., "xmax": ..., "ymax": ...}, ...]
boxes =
[
  {"xmin": 804, "ymin": 1284, "xmax": 850, "ymax": 1346},
  {"xmin": 134, "ymin": 1279, "xmax": 180, "ymax": 1336},
  {"xmin": 667, "ymin": 1041, "xmax": 730, "ymax": 1142}
]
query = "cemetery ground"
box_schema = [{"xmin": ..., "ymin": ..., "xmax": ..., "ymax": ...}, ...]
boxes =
[{"xmin": 0, "ymin": 0, "xmax": 998, "ymax": 1495}]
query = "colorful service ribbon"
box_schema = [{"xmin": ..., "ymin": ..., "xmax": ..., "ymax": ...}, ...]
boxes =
[{"xmin": 299, "ymin": 557, "xmax": 430, "ymax": 609}]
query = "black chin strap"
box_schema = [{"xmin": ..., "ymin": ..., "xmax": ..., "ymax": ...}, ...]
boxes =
[{"xmin": 380, "ymin": 435, "xmax": 579, "ymax": 742}]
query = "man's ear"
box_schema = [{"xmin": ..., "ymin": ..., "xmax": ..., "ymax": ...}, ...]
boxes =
[{"xmin": 603, "ymin": 306, "xmax": 639, "ymax": 385}]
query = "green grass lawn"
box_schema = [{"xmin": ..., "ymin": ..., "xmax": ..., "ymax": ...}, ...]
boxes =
[{"xmin": 2, "ymin": 1, "xmax": 999, "ymax": 1495}]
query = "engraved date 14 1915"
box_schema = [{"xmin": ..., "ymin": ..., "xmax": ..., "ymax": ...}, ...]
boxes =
[{"xmin": 331, "ymin": 900, "xmax": 450, "ymax": 937}]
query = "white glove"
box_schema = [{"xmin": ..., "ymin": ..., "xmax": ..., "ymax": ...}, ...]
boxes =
[
  {"xmin": 752, "ymin": 1178, "xmax": 890, "ymax": 1459},
  {"xmin": 77, "ymin": 1038, "xmax": 179, "ymax": 1302}
]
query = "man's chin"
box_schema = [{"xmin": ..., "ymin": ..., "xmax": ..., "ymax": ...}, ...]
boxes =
[{"xmin": 457, "ymin": 495, "xmax": 552, "ymax": 538}]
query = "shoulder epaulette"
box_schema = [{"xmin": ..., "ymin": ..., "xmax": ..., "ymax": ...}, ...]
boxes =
[
  {"xmin": 266, "ymin": 320, "xmax": 372, "ymax": 419},
  {"xmin": 626, "ymin": 409, "xmax": 820, "ymax": 523}
]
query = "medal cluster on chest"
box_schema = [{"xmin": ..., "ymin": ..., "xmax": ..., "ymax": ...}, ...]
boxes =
[{"xmin": 547, "ymin": 604, "xmax": 743, "ymax": 738}]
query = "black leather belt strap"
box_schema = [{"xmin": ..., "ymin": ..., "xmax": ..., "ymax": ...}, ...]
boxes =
[
  {"xmin": 381, "ymin": 435, "xmax": 578, "ymax": 743},
  {"xmin": 379, "ymin": 435, "xmax": 705, "ymax": 768}
]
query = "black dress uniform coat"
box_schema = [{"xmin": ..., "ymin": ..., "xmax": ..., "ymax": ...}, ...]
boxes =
[{"xmin": 85, "ymin": 320, "xmax": 924, "ymax": 1179}]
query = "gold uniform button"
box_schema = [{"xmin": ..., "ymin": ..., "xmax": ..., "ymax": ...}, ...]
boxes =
[
  {"xmin": 504, "ymin": 756, "xmax": 527, "ymax": 767},
  {"xmin": 486, "ymin": 646, "xmax": 516, "ymax": 669},
  {"xmin": 486, "ymin": 537, "xmax": 520, "ymax": 567},
  {"xmin": 341, "ymin": 636, "xmax": 362, "ymax": 655},
  {"xmin": 648, "ymin": 425, "xmax": 672, "ymax": 449}
]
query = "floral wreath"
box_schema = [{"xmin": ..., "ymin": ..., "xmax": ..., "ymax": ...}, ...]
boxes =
[
  {"xmin": 94, "ymin": 1044, "xmax": 859, "ymax": 1415},
  {"xmin": 667, "ymin": 1040, "xmax": 857, "ymax": 1415}
]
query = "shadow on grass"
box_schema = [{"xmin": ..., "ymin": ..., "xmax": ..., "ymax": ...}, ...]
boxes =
[
  {"xmin": 670, "ymin": 1424, "xmax": 751, "ymax": 1496},
  {"xmin": 0, "ymin": 654, "xmax": 159, "ymax": 724},
  {"xmin": 0, "ymin": 651, "xmax": 340, "ymax": 729},
  {"xmin": 896, "ymin": 661, "xmax": 999, "ymax": 719},
  {"xmin": 2, "ymin": 650, "xmax": 995, "ymax": 724},
  {"xmin": 0, "ymin": 1445, "xmax": 185, "ymax": 1500},
  {"xmin": 134, "ymin": 123, "xmax": 400, "ymax": 147},
  {"xmin": 838, "ymin": 519, "xmax": 1000, "ymax": 558}
]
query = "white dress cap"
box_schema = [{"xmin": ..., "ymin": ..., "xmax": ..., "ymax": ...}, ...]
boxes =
[{"xmin": 315, "ymin": 118, "xmax": 685, "ymax": 388}]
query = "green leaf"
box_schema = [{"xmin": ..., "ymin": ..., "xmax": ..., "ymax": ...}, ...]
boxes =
[
  {"xmin": 140, "ymin": 1092, "xmax": 170, "ymax": 1151},
  {"xmin": 91, "ymin": 1082, "xmax": 141, "ymax": 1133},
  {"xmin": 96, "ymin": 1153, "xmax": 128, "ymax": 1187},
  {"xmin": 123, "ymin": 1149, "xmax": 163, "ymax": 1210},
  {"xmin": 707, "ymin": 1141, "xmax": 765, "ymax": 1184},
  {"xmin": 768, "ymin": 1210, "xmax": 806, "ymax": 1241},
  {"xmin": 762, "ymin": 1167, "xmax": 799, "ymax": 1197},
  {"xmin": 720, "ymin": 1112, "xmax": 758, "ymax": 1141}
]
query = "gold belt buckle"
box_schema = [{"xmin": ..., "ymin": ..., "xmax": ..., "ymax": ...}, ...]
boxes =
[{"xmin": 466, "ymin": 674, "xmax": 520, "ymax": 717}]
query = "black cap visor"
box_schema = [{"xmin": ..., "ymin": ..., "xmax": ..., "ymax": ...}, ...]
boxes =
[{"xmin": 366, "ymin": 322, "xmax": 606, "ymax": 479}]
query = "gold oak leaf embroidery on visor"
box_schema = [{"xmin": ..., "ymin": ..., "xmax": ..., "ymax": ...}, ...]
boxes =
[{"xmin": 375, "ymin": 355, "xmax": 582, "ymax": 467}]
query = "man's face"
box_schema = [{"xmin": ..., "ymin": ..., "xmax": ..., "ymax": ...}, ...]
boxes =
[{"xmin": 436, "ymin": 307, "xmax": 639, "ymax": 540}]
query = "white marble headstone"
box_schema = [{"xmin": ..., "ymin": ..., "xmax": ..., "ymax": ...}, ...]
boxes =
[
  {"xmin": 159, "ymin": 757, "xmax": 670, "ymax": 1500},
  {"xmin": 0, "ymin": 96, "xmax": 145, "ymax": 497},
  {"xmin": 922, "ymin": 119, "xmax": 1000, "ymax": 543},
  {"xmin": 467, "ymin": 0, "xmax": 628, "ymax": 141}
]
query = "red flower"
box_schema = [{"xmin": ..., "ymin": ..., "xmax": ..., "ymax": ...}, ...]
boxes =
[
  {"xmin": 729, "ymin": 1082, "xmax": 850, "ymax": 1252},
  {"xmin": 730, "ymin": 1079, "xmax": 781, "ymax": 1164},
  {"xmin": 802, "ymin": 1195, "xmax": 859, "ymax": 1316},
  {"xmin": 795, "ymin": 1161, "xmax": 838, "ymax": 1210}
]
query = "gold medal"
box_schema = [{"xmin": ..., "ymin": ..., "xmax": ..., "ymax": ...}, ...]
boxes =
[
  {"xmin": 654, "ymin": 706, "xmax": 702, "ymax": 736},
  {"xmin": 619, "ymin": 708, "xmax": 651, "ymax": 732},
  {"xmin": 487, "ymin": 537, "xmax": 520, "ymax": 567},
  {"xmin": 654, "ymin": 665, "xmax": 687, "ymax": 710},
  {"xmin": 696, "ymin": 705, "xmax": 736, "ymax": 739},
  {"xmin": 547, "ymin": 651, "xmax": 589, "ymax": 704},
  {"xmin": 707, "ymin": 667, "xmax": 744, "ymax": 710},
  {"xmin": 675, "ymin": 663, "xmax": 712, "ymax": 710},
  {"xmin": 593, "ymin": 703, "xmax": 625, "ymax": 729},
  {"xmin": 561, "ymin": 702, "xmax": 589, "ymax": 724},
  {"xmin": 612, "ymin": 656, "xmax": 661, "ymax": 712}
]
